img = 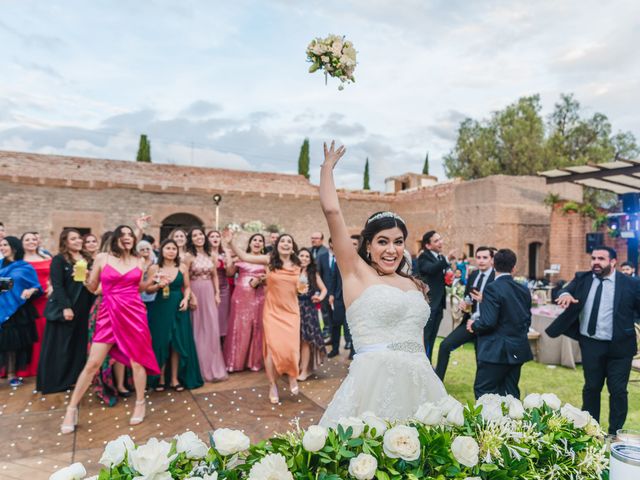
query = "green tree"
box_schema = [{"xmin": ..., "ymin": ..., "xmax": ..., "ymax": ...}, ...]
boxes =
[
  {"xmin": 298, "ymin": 138, "xmax": 310, "ymax": 179},
  {"xmin": 363, "ymin": 157, "xmax": 370, "ymax": 190},
  {"xmin": 136, "ymin": 134, "xmax": 151, "ymax": 163},
  {"xmin": 443, "ymin": 93, "xmax": 639, "ymax": 180},
  {"xmin": 422, "ymin": 152, "xmax": 430, "ymax": 175}
]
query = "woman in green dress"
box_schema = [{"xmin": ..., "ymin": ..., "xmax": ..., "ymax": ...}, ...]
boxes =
[{"xmin": 146, "ymin": 239, "xmax": 203, "ymax": 391}]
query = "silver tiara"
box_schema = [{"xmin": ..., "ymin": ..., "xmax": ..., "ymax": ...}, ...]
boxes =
[{"xmin": 367, "ymin": 211, "xmax": 405, "ymax": 224}]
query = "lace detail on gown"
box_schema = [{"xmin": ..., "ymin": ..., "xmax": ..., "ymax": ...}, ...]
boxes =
[{"xmin": 319, "ymin": 284, "xmax": 447, "ymax": 426}]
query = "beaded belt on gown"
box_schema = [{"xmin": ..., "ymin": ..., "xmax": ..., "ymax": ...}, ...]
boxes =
[{"xmin": 356, "ymin": 340, "xmax": 424, "ymax": 355}]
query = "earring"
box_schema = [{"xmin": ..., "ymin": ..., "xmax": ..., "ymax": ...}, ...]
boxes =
[{"xmin": 367, "ymin": 251, "xmax": 371, "ymax": 261}]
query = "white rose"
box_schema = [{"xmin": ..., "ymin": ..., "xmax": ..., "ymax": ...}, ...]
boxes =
[
  {"xmin": 348, "ymin": 453, "xmax": 378, "ymax": 480},
  {"xmin": 129, "ymin": 437, "xmax": 176, "ymax": 479},
  {"xmin": 523, "ymin": 393, "xmax": 543, "ymax": 409},
  {"xmin": 248, "ymin": 453, "xmax": 293, "ymax": 480},
  {"xmin": 175, "ymin": 431, "xmax": 209, "ymax": 459},
  {"xmin": 361, "ymin": 411, "xmax": 387, "ymax": 436},
  {"xmin": 560, "ymin": 403, "xmax": 591, "ymax": 428},
  {"xmin": 302, "ymin": 425, "xmax": 328, "ymax": 452},
  {"xmin": 414, "ymin": 402, "xmax": 443, "ymax": 425},
  {"xmin": 99, "ymin": 434, "xmax": 135, "ymax": 467},
  {"xmin": 49, "ymin": 463, "xmax": 87, "ymax": 480},
  {"xmin": 212, "ymin": 428, "xmax": 250, "ymax": 456},
  {"xmin": 480, "ymin": 402, "xmax": 503, "ymax": 423},
  {"xmin": 338, "ymin": 417, "xmax": 365, "ymax": 438},
  {"xmin": 541, "ymin": 393, "xmax": 562, "ymax": 410},
  {"xmin": 382, "ymin": 425, "xmax": 421, "ymax": 461},
  {"xmin": 436, "ymin": 395, "xmax": 460, "ymax": 415},
  {"xmin": 508, "ymin": 399, "xmax": 525, "ymax": 420},
  {"xmin": 446, "ymin": 403, "xmax": 465, "ymax": 427},
  {"xmin": 451, "ymin": 436, "xmax": 479, "ymax": 467}
]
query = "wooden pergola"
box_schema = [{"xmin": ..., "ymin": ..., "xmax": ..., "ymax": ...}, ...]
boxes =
[{"xmin": 539, "ymin": 158, "xmax": 640, "ymax": 194}]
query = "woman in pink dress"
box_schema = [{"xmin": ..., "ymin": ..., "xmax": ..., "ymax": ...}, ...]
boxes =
[
  {"xmin": 223, "ymin": 233, "xmax": 267, "ymax": 372},
  {"xmin": 207, "ymin": 230, "xmax": 234, "ymax": 341},
  {"xmin": 185, "ymin": 227, "xmax": 227, "ymax": 382},
  {"xmin": 17, "ymin": 232, "xmax": 52, "ymax": 378},
  {"xmin": 60, "ymin": 225, "xmax": 159, "ymax": 434}
]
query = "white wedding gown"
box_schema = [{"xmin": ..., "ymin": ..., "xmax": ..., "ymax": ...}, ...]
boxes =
[{"xmin": 320, "ymin": 284, "xmax": 447, "ymax": 426}]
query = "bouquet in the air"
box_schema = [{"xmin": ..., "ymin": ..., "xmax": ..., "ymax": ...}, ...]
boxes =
[{"xmin": 306, "ymin": 34, "xmax": 357, "ymax": 90}]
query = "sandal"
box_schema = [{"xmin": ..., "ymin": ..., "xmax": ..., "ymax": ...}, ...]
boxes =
[
  {"xmin": 129, "ymin": 400, "xmax": 146, "ymax": 426},
  {"xmin": 154, "ymin": 384, "xmax": 166, "ymax": 392},
  {"xmin": 171, "ymin": 383, "xmax": 185, "ymax": 392}
]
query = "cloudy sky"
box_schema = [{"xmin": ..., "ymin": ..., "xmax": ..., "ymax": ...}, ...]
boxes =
[{"xmin": 1, "ymin": 0, "xmax": 638, "ymax": 190}]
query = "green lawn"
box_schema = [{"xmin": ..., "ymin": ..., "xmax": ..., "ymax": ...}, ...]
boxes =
[{"xmin": 435, "ymin": 338, "xmax": 640, "ymax": 431}]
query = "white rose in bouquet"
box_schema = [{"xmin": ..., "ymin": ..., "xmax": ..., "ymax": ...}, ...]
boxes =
[
  {"xmin": 129, "ymin": 438, "xmax": 176, "ymax": 479},
  {"xmin": 49, "ymin": 463, "xmax": 86, "ymax": 480},
  {"xmin": 523, "ymin": 393, "xmax": 543, "ymax": 409},
  {"xmin": 99, "ymin": 434, "xmax": 135, "ymax": 467},
  {"xmin": 337, "ymin": 417, "xmax": 365, "ymax": 438},
  {"xmin": 541, "ymin": 393, "xmax": 562, "ymax": 410},
  {"xmin": 361, "ymin": 411, "xmax": 387, "ymax": 436},
  {"xmin": 446, "ymin": 403, "xmax": 465, "ymax": 427},
  {"xmin": 414, "ymin": 402, "xmax": 443, "ymax": 425},
  {"xmin": 436, "ymin": 395, "xmax": 461, "ymax": 415},
  {"xmin": 175, "ymin": 431, "xmax": 209, "ymax": 459},
  {"xmin": 476, "ymin": 393, "xmax": 503, "ymax": 408},
  {"xmin": 212, "ymin": 428, "xmax": 251, "ymax": 456},
  {"xmin": 383, "ymin": 425, "xmax": 421, "ymax": 461},
  {"xmin": 348, "ymin": 453, "xmax": 378, "ymax": 480},
  {"xmin": 302, "ymin": 425, "xmax": 328, "ymax": 452},
  {"xmin": 480, "ymin": 402, "xmax": 503, "ymax": 423},
  {"xmin": 248, "ymin": 453, "xmax": 293, "ymax": 480},
  {"xmin": 507, "ymin": 398, "xmax": 525, "ymax": 419},
  {"xmin": 451, "ymin": 436, "xmax": 480, "ymax": 467},
  {"xmin": 560, "ymin": 403, "xmax": 591, "ymax": 428}
]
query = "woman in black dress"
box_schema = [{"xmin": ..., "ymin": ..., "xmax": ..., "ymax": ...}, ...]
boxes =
[
  {"xmin": 296, "ymin": 248, "xmax": 327, "ymax": 381},
  {"xmin": 37, "ymin": 228, "xmax": 95, "ymax": 393}
]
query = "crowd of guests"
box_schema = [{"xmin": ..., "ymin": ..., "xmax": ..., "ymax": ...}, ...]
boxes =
[{"xmin": 0, "ymin": 219, "xmax": 347, "ymax": 432}]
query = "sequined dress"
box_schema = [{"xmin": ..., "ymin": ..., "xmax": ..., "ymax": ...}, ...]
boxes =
[{"xmin": 320, "ymin": 284, "xmax": 447, "ymax": 426}]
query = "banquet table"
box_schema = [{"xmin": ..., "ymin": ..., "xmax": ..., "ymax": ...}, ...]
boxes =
[{"xmin": 530, "ymin": 305, "xmax": 582, "ymax": 369}]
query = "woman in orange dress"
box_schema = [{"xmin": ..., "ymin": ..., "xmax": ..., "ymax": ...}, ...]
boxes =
[{"xmin": 224, "ymin": 231, "xmax": 301, "ymax": 404}]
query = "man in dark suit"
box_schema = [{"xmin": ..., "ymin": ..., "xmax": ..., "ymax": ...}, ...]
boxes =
[
  {"xmin": 327, "ymin": 235, "xmax": 357, "ymax": 359},
  {"xmin": 435, "ymin": 246, "xmax": 495, "ymax": 380},
  {"xmin": 316, "ymin": 238, "xmax": 335, "ymax": 338},
  {"xmin": 547, "ymin": 245, "xmax": 639, "ymax": 434},
  {"xmin": 417, "ymin": 230, "xmax": 452, "ymax": 361},
  {"xmin": 468, "ymin": 249, "xmax": 533, "ymax": 399},
  {"xmin": 310, "ymin": 232, "xmax": 329, "ymax": 260}
]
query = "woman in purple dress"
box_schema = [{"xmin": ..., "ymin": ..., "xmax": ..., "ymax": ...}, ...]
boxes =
[
  {"xmin": 60, "ymin": 225, "xmax": 160, "ymax": 434},
  {"xmin": 223, "ymin": 233, "xmax": 266, "ymax": 372},
  {"xmin": 185, "ymin": 227, "xmax": 227, "ymax": 382},
  {"xmin": 207, "ymin": 230, "xmax": 234, "ymax": 342}
]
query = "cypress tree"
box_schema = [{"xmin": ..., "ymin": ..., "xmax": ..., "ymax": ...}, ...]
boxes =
[
  {"xmin": 363, "ymin": 157, "xmax": 370, "ymax": 190},
  {"xmin": 298, "ymin": 138, "xmax": 310, "ymax": 179},
  {"xmin": 136, "ymin": 134, "xmax": 151, "ymax": 162},
  {"xmin": 422, "ymin": 152, "xmax": 429, "ymax": 175}
]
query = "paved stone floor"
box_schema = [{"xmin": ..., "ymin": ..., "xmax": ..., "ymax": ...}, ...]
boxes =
[{"xmin": 0, "ymin": 351, "xmax": 351, "ymax": 479}]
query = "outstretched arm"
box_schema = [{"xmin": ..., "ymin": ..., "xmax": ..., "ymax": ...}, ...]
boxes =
[
  {"xmin": 222, "ymin": 230, "xmax": 270, "ymax": 265},
  {"xmin": 320, "ymin": 141, "xmax": 362, "ymax": 278}
]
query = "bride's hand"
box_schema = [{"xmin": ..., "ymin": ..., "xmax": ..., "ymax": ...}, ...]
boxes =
[{"xmin": 322, "ymin": 140, "xmax": 346, "ymax": 169}]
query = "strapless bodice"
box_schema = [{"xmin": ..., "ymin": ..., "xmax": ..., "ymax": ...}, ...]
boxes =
[
  {"xmin": 100, "ymin": 264, "xmax": 142, "ymax": 296},
  {"xmin": 347, "ymin": 284, "xmax": 429, "ymax": 352}
]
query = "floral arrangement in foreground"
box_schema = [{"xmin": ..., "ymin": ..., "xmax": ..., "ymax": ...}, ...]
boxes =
[
  {"xmin": 306, "ymin": 34, "xmax": 357, "ymax": 90},
  {"xmin": 50, "ymin": 393, "xmax": 609, "ymax": 480}
]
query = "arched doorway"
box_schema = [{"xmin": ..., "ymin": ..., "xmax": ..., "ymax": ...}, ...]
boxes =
[
  {"xmin": 528, "ymin": 242, "xmax": 543, "ymax": 280},
  {"xmin": 160, "ymin": 213, "xmax": 204, "ymax": 241}
]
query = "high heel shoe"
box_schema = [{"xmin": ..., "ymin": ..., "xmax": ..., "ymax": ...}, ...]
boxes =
[
  {"xmin": 289, "ymin": 379, "xmax": 299, "ymax": 396},
  {"xmin": 129, "ymin": 400, "xmax": 146, "ymax": 426},
  {"xmin": 269, "ymin": 384, "xmax": 279, "ymax": 404},
  {"xmin": 60, "ymin": 406, "xmax": 78, "ymax": 434}
]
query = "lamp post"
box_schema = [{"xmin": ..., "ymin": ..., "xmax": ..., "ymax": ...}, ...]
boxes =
[{"xmin": 212, "ymin": 194, "xmax": 222, "ymax": 230}]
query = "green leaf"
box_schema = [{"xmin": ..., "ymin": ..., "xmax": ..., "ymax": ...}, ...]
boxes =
[{"xmin": 376, "ymin": 471, "xmax": 391, "ymax": 480}]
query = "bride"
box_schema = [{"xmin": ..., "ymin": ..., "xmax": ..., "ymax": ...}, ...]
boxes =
[{"xmin": 319, "ymin": 141, "xmax": 447, "ymax": 426}]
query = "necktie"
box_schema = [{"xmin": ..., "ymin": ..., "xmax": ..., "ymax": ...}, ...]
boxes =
[
  {"xmin": 588, "ymin": 278, "xmax": 603, "ymax": 336},
  {"xmin": 476, "ymin": 273, "xmax": 485, "ymax": 290},
  {"xmin": 330, "ymin": 256, "xmax": 335, "ymax": 271}
]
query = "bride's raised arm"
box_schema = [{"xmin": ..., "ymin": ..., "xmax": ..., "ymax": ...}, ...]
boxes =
[{"xmin": 320, "ymin": 141, "xmax": 363, "ymax": 279}]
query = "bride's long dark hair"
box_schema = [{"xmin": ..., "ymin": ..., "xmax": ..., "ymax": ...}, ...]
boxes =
[{"xmin": 358, "ymin": 211, "xmax": 429, "ymax": 298}]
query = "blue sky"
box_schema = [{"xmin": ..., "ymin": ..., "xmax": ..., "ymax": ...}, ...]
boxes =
[{"xmin": 1, "ymin": 0, "xmax": 639, "ymax": 190}]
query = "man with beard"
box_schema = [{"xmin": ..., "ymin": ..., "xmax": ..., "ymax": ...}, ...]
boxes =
[{"xmin": 547, "ymin": 246, "xmax": 640, "ymax": 434}]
